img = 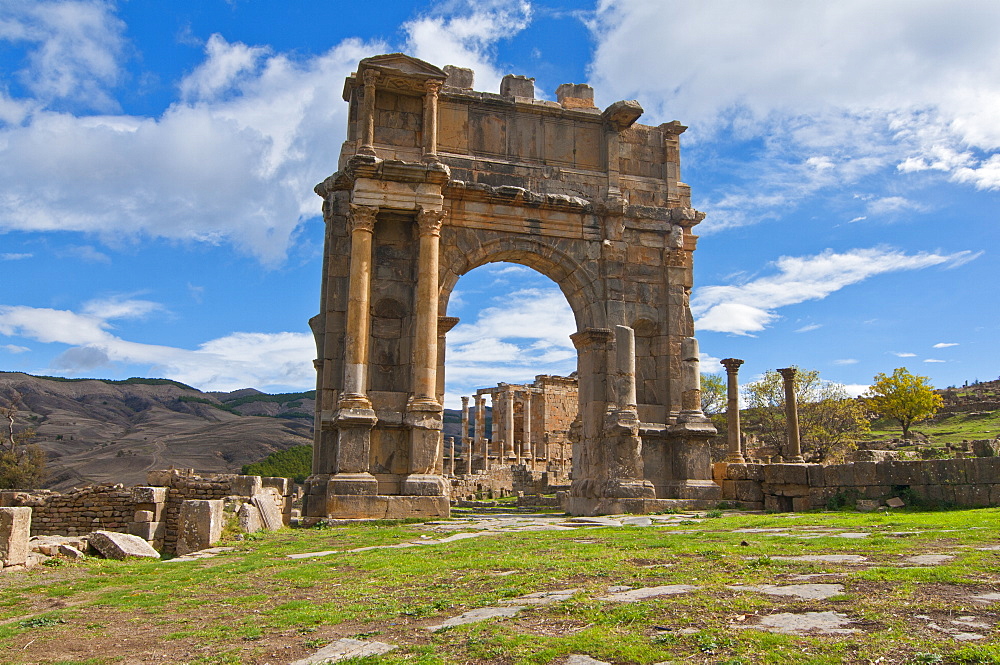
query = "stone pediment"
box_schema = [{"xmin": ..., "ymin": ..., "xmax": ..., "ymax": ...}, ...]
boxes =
[{"xmin": 359, "ymin": 53, "xmax": 446, "ymax": 81}]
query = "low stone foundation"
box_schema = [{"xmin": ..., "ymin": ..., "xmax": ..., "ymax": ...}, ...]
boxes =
[
  {"xmin": 716, "ymin": 457, "xmax": 1000, "ymax": 511},
  {"xmin": 0, "ymin": 469, "xmax": 295, "ymax": 554}
]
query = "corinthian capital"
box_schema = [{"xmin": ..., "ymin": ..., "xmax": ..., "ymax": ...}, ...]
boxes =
[
  {"xmin": 424, "ymin": 79, "xmax": 442, "ymax": 95},
  {"xmin": 362, "ymin": 69, "xmax": 380, "ymax": 88},
  {"xmin": 348, "ymin": 204, "xmax": 378, "ymax": 234},
  {"xmin": 416, "ymin": 207, "xmax": 446, "ymax": 236}
]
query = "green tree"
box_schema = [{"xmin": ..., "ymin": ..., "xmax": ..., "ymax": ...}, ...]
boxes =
[
  {"xmin": 0, "ymin": 388, "xmax": 47, "ymax": 489},
  {"xmin": 242, "ymin": 445, "xmax": 312, "ymax": 483},
  {"xmin": 743, "ymin": 368, "xmax": 869, "ymax": 463},
  {"xmin": 701, "ymin": 373, "xmax": 727, "ymax": 416},
  {"xmin": 864, "ymin": 367, "xmax": 942, "ymax": 439}
]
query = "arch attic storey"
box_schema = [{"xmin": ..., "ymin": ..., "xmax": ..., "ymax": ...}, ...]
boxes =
[{"xmin": 306, "ymin": 53, "xmax": 718, "ymax": 519}]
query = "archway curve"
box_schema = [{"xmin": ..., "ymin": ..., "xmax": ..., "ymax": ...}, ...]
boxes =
[{"xmin": 438, "ymin": 234, "xmax": 605, "ymax": 332}]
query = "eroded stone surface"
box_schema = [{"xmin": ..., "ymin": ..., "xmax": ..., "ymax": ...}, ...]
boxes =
[
  {"xmin": 565, "ymin": 656, "xmax": 611, "ymax": 665},
  {"xmin": 755, "ymin": 611, "xmax": 858, "ymax": 635},
  {"xmin": 903, "ymin": 554, "xmax": 955, "ymax": 566},
  {"xmin": 729, "ymin": 583, "xmax": 844, "ymax": 600},
  {"xmin": 289, "ymin": 638, "xmax": 397, "ymax": 664},
  {"xmin": 598, "ymin": 585, "xmax": 697, "ymax": 602},
  {"xmin": 972, "ymin": 592, "xmax": 1000, "ymax": 604},
  {"xmin": 88, "ymin": 530, "xmax": 159, "ymax": 560},
  {"xmin": 772, "ymin": 554, "xmax": 867, "ymax": 564},
  {"xmin": 427, "ymin": 606, "xmax": 525, "ymax": 631},
  {"xmin": 499, "ymin": 589, "xmax": 581, "ymax": 605}
]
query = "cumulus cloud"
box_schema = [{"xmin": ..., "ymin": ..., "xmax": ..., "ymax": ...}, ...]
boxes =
[
  {"xmin": 585, "ymin": 1, "xmax": 1000, "ymax": 232},
  {"xmin": 0, "ymin": 17, "xmax": 383, "ymax": 265},
  {"xmin": 693, "ymin": 247, "xmax": 979, "ymax": 335},
  {"xmin": 403, "ymin": 0, "xmax": 533, "ymax": 94},
  {"xmin": 0, "ymin": 300, "xmax": 314, "ymax": 391},
  {"xmin": 0, "ymin": 0, "xmax": 126, "ymax": 112}
]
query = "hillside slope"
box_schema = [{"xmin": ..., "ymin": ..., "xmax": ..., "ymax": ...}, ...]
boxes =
[{"xmin": 0, "ymin": 372, "xmax": 314, "ymax": 490}]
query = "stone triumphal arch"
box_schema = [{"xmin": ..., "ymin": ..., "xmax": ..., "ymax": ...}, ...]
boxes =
[{"xmin": 304, "ymin": 53, "xmax": 718, "ymax": 519}]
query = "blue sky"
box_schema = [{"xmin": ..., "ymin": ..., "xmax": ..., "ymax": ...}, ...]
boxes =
[{"xmin": 1, "ymin": 0, "xmax": 998, "ymax": 408}]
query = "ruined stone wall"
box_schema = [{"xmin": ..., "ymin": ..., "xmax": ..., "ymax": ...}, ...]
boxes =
[
  {"xmin": 0, "ymin": 470, "xmax": 294, "ymax": 554},
  {"xmin": 717, "ymin": 459, "xmax": 1000, "ymax": 511},
  {"xmin": 0, "ymin": 484, "xmax": 133, "ymax": 537}
]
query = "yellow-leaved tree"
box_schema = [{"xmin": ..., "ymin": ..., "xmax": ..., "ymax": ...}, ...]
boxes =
[{"xmin": 864, "ymin": 368, "xmax": 942, "ymax": 439}]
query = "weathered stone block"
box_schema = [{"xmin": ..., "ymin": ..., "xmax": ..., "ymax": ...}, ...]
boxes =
[
  {"xmin": 230, "ymin": 475, "xmax": 262, "ymax": 497},
  {"xmin": 175, "ymin": 500, "xmax": 224, "ymax": 556},
  {"xmin": 807, "ymin": 464, "xmax": 826, "ymax": 487},
  {"xmin": 127, "ymin": 521, "xmax": 165, "ymax": 541},
  {"xmin": 133, "ymin": 510, "xmax": 154, "ymax": 522},
  {"xmin": 131, "ymin": 486, "xmax": 167, "ymax": 504},
  {"xmin": 764, "ymin": 464, "xmax": 809, "ymax": 486},
  {"xmin": 734, "ymin": 480, "xmax": 763, "ymax": 503},
  {"xmin": 252, "ymin": 492, "xmax": 283, "ymax": 531},
  {"xmin": 89, "ymin": 530, "xmax": 160, "ymax": 559},
  {"xmin": 791, "ymin": 497, "xmax": 810, "ymax": 512},
  {"xmin": 237, "ymin": 502, "xmax": 263, "ymax": 533},
  {"xmin": 261, "ymin": 476, "xmax": 292, "ymax": 495},
  {"xmin": 726, "ymin": 463, "xmax": 765, "ymax": 482},
  {"xmin": 0, "ymin": 507, "xmax": 31, "ymax": 567},
  {"xmin": 853, "ymin": 462, "xmax": 877, "ymax": 487}
]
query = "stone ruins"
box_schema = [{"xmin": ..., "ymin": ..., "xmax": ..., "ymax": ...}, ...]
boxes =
[{"xmin": 306, "ymin": 53, "xmax": 717, "ymax": 521}]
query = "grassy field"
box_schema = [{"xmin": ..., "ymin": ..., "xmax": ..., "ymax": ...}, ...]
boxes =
[
  {"xmin": 867, "ymin": 410, "xmax": 1000, "ymax": 446},
  {"xmin": 1, "ymin": 508, "xmax": 999, "ymax": 664}
]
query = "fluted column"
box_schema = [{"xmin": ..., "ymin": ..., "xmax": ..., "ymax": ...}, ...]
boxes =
[
  {"xmin": 410, "ymin": 207, "xmax": 446, "ymax": 409},
  {"xmin": 422, "ymin": 80, "xmax": 440, "ymax": 163},
  {"xmin": 720, "ymin": 358, "xmax": 745, "ymax": 463},
  {"xmin": 341, "ymin": 205, "xmax": 378, "ymax": 410},
  {"xmin": 778, "ymin": 367, "xmax": 805, "ymax": 463},
  {"xmin": 461, "ymin": 395, "xmax": 470, "ymax": 475},
  {"xmin": 358, "ymin": 69, "xmax": 378, "ymax": 156}
]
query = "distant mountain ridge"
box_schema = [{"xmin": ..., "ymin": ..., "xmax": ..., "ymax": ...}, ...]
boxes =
[{"xmin": 0, "ymin": 372, "xmax": 316, "ymax": 490}]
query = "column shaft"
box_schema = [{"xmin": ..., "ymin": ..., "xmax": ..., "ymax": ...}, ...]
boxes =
[
  {"xmin": 422, "ymin": 80, "xmax": 440, "ymax": 163},
  {"xmin": 359, "ymin": 70, "xmax": 378, "ymax": 156},
  {"xmin": 410, "ymin": 208, "xmax": 445, "ymax": 407},
  {"xmin": 504, "ymin": 388, "xmax": 515, "ymax": 458},
  {"xmin": 341, "ymin": 205, "xmax": 377, "ymax": 408},
  {"xmin": 778, "ymin": 367, "xmax": 805, "ymax": 463},
  {"xmin": 475, "ymin": 394, "xmax": 486, "ymax": 470},
  {"xmin": 721, "ymin": 358, "xmax": 746, "ymax": 463},
  {"xmin": 461, "ymin": 395, "xmax": 470, "ymax": 475}
]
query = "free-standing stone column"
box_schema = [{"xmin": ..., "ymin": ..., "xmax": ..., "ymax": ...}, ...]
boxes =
[
  {"xmin": 447, "ymin": 437, "xmax": 455, "ymax": 477},
  {"xmin": 475, "ymin": 394, "xmax": 487, "ymax": 471},
  {"xmin": 504, "ymin": 387, "xmax": 515, "ymax": 459},
  {"xmin": 777, "ymin": 367, "xmax": 805, "ymax": 463},
  {"xmin": 522, "ymin": 392, "xmax": 532, "ymax": 462},
  {"xmin": 358, "ymin": 69, "xmax": 378, "ymax": 156},
  {"xmin": 341, "ymin": 205, "xmax": 378, "ymax": 410},
  {"xmin": 461, "ymin": 395, "xmax": 470, "ymax": 475},
  {"xmin": 616, "ymin": 325, "xmax": 637, "ymax": 410},
  {"xmin": 720, "ymin": 358, "xmax": 746, "ymax": 463},
  {"xmin": 422, "ymin": 80, "xmax": 440, "ymax": 163},
  {"xmin": 490, "ymin": 392, "xmax": 500, "ymax": 459}
]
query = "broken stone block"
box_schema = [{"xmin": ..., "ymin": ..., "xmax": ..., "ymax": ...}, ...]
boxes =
[
  {"xmin": 855, "ymin": 499, "xmax": 880, "ymax": 512},
  {"xmin": 58, "ymin": 544, "xmax": 86, "ymax": 559},
  {"xmin": 131, "ymin": 486, "xmax": 167, "ymax": 504},
  {"xmin": 261, "ymin": 476, "xmax": 292, "ymax": 495},
  {"xmin": 127, "ymin": 521, "xmax": 165, "ymax": 541},
  {"xmin": 88, "ymin": 530, "xmax": 160, "ymax": 560},
  {"xmin": 253, "ymin": 492, "xmax": 283, "ymax": 531},
  {"xmin": 500, "ymin": 74, "xmax": 534, "ymax": 99},
  {"xmin": 556, "ymin": 83, "xmax": 595, "ymax": 109},
  {"xmin": 237, "ymin": 502, "xmax": 263, "ymax": 533},
  {"xmin": 175, "ymin": 499, "xmax": 224, "ymax": 556},
  {"xmin": 443, "ymin": 65, "xmax": 474, "ymax": 90},
  {"xmin": 886, "ymin": 497, "xmax": 905, "ymax": 508},
  {"xmin": 0, "ymin": 507, "xmax": 31, "ymax": 567},
  {"xmin": 133, "ymin": 510, "xmax": 154, "ymax": 522}
]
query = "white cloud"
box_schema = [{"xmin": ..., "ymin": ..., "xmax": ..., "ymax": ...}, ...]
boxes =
[
  {"xmin": 2, "ymin": 344, "xmax": 30, "ymax": 353},
  {"xmin": 59, "ymin": 244, "xmax": 110, "ymax": 263},
  {"xmin": 795, "ymin": 323, "xmax": 822, "ymax": 333},
  {"xmin": 0, "ymin": 0, "xmax": 126, "ymax": 112},
  {"xmin": 866, "ymin": 196, "xmax": 927, "ymax": 216},
  {"xmin": 586, "ymin": 1, "xmax": 1000, "ymax": 232},
  {"xmin": 403, "ymin": 0, "xmax": 533, "ymax": 94},
  {"xmin": 924, "ymin": 358, "xmax": 946, "ymax": 363},
  {"xmin": 841, "ymin": 384, "xmax": 869, "ymax": 398},
  {"xmin": 0, "ymin": 25, "xmax": 383, "ymax": 265},
  {"xmin": 892, "ymin": 352, "xmax": 917, "ymax": 358},
  {"xmin": 1, "ymin": 252, "xmax": 32, "ymax": 260},
  {"xmin": 833, "ymin": 359, "xmax": 858, "ymax": 365},
  {"xmin": 0, "ymin": 300, "xmax": 314, "ymax": 391},
  {"xmin": 932, "ymin": 342, "xmax": 958, "ymax": 349},
  {"xmin": 848, "ymin": 216, "xmax": 867, "ymax": 224},
  {"xmin": 693, "ymin": 247, "xmax": 978, "ymax": 335}
]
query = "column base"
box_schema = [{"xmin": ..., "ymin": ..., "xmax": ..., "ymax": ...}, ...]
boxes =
[
  {"xmin": 324, "ymin": 495, "xmax": 450, "ymax": 520},
  {"xmin": 401, "ymin": 474, "xmax": 448, "ymax": 497},
  {"xmin": 561, "ymin": 496, "xmax": 723, "ymax": 516},
  {"xmin": 601, "ymin": 478, "xmax": 656, "ymax": 499},
  {"xmin": 329, "ymin": 472, "xmax": 379, "ymax": 496}
]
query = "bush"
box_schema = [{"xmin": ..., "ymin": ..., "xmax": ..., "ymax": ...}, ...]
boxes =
[{"xmin": 242, "ymin": 445, "xmax": 312, "ymax": 483}]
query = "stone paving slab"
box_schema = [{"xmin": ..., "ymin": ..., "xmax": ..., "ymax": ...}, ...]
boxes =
[
  {"xmin": 597, "ymin": 585, "xmax": 698, "ymax": 602},
  {"xmin": 427, "ymin": 606, "xmax": 525, "ymax": 632},
  {"xmin": 753, "ymin": 611, "xmax": 858, "ymax": 635},
  {"xmin": 903, "ymin": 554, "xmax": 955, "ymax": 565},
  {"xmin": 165, "ymin": 546, "xmax": 236, "ymax": 563},
  {"xmin": 289, "ymin": 637, "xmax": 396, "ymax": 664},
  {"xmin": 498, "ymin": 588, "xmax": 581, "ymax": 606},
  {"xmin": 771, "ymin": 554, "xmax": 868, "ymax": 563},
  {"xmin": 565, "ymin": 656, "xmax": 611, "ymax": 665},
  {"xmin": 728, "ymin": 583, "xmax": 845, "ymax": 600},
  {"xmin": 972, "ymin": 592, "xmax": 1000, "ymax": 604}
]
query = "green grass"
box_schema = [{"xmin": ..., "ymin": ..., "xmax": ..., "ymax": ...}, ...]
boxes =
[
  {"xmin": 1, "ymin": 508, "xmax": 999, "ymax": 663},
  {"xmin": 868, "ymin": 410, "xmax": 1000, "ymax": 445}
]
